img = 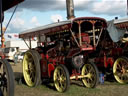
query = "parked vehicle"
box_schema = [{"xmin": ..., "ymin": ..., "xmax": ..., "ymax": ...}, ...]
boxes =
[
  {"xmin": 14, "ymin": 52, "xmax": 25, "ymax": 63},
  {"xmin": 0, "ymin": 48, "xmax": 5, "ymax": 59},
  {"xmin": 17, "ymin": 52, "xmax": 25, "ymax": 61},
  {"xmin": 4, "ymin": 40, "xmax": 37, "ymax": 61}
]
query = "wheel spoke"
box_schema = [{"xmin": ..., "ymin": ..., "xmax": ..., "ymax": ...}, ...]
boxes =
[
  {"xmin": 82, "ymin": 63, "xmax": 98, "ymax": 88},
  {"xmin": 57, "ymin": 69, "xmax": 61, "ymax": 78},
  {"xmin": 3, "ymin": 85, "xmax": 7, "ymax": 96},
  {"xmin": 60, "ymin": 82, "xmax": 64, "ymax": 89},
  {"xmin": 117, "ymin": 63, "xmax": 122, "ymax": 70},
  {"xmin": 114, "ymin": 70, "xmax": 121, "ymax": 75},
  {"xmin": 61, "ymin": 75, "xmax": 66, "ymax": 81},
  {"xmin": 23, "ymin": 50, "xmax": 42, "ymax": 87},
  {"xmin": 89, "ymin": 66, "xmax": 93, "ymax": 73},
  {"xmin": 113, "ymin": 57, "xmax": 128, "ymax": 83},
  {"xmin": 54, "ymin": 65, "xmax": 69, "ymax": 92},
  {"xmin": 29, "ymin": 72, "xmax": 33, "ymax": 81},
  {"xmin": 54, "ymin": 78, "xmax": 59, "ymax": 84},
  {"xmin": 0, "ymin": 72, "xmax": 7, "ymax": 96}
]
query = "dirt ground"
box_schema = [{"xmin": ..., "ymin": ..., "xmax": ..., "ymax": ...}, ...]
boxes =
[{"xmin": 11, "ymin": 62, "xmax": 128, "ymax": 96}]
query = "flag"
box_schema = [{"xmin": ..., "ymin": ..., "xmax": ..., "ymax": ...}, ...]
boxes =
[
  {"xmin": 7, "ymin": 35, "xmax": 12, "ymax": 38},
  {"xmin": 14, "ymin": 34, "xmax": 18, "ymax": 37}
]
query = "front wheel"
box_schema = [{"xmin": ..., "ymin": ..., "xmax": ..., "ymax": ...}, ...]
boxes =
[
  {"xmin": 113, "ymin": 57, "xmax": 128, "ymax": 84},
  {"xmin": 0, "ymin": 59, "xmax": 14, "ymax": 96},
  {"xmin": 23, "ymin": 50, "xmax": 41, "ymax": 87},
  {"xmin": 81, "ymin": 62, "xmax": 99, "ymax": 88},
  {"xmin": 53, "ymin": 64, "xmax": 70, "ymax": 92}
]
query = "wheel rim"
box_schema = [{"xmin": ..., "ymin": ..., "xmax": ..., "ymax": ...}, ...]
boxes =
[
  {"xmin": 81, "ymin": 64, "xmax": 97, "ymax": 88},
  {"xmin": 0, "ymin": 64, "xmax": 8, "ymax": 96},
  {"xmin": 23, "ymin": 52, "xmax": 36, "ymax": 86},
  {"xmin": 53, "ymin": 66, "xmax": 67, "ymax": 92},
  {"xmin": 113, "ymin": 58, "xmax": 128, "ymax": 84},
  {"xmin": 0, "ymin": 60, "xmax": 14, "ymax": 96}
]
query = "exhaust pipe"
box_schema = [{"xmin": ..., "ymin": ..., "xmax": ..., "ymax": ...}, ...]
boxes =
[{"xmin": 66, "ymin": 0, "xmax": 75, "ymax": 19}]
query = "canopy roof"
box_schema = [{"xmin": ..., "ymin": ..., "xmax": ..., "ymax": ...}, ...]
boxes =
[
  {"xmin": 114, "ymin": 18, "xmax": 128, "ymax": 29},
  {"xmin": 2, "ymin": 0, "xmax": 24, "ymax": 11},
  {"xmin": 19, "ymin": 17, "xmax": 107, "ymax": 39}
]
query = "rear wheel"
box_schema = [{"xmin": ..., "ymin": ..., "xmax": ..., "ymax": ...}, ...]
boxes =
[
  {"xmin": 81, "ymin": 62, "xmax": 99, "ymax": 88},
  {"xmin": 23, "ymin": 50, "xmax": 41, "ymax": 87},
  {"xmin": 113, "ymin": 57, "xmax": 128, "ymax": 84},
  {"xmin": 0, "ymin": 59, "xmax": 14, "ymax": 96},
  {"xmin": 53, "ymin": 64, "xmax": 70, "ymax": 92}
]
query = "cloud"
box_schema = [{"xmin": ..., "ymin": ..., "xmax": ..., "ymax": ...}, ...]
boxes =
[
  {"xmin": 18, "ymin": 0, "xmax": 91, "ymax": 11},
  {"xmin": 91, "ymin": 0, "xmax": 126, "ymax": 16},
  {"xmin": 51, "ymin": 14, "xmax": 63, "ymax": 22},
  {"xmin": 10, "ymin": 17, "xmax": 24, "ymax": 29},
  {"xmin": 19, "ymin": 0, "xmax": 60, "ymax": 11},
  {"xmin": 14, "ymin": 0, "xmax": 126, "ymax": 17},
  {"xmin": 30, "ymin": 16, "xmax": 40, "ymax": 26},
  {"xmin": 4, "ymin": 15, "xmax": 41, "ymax": 34},
  {"xmin": 4, "ymin": 12, "xmax": 26, "ymax": 33}
]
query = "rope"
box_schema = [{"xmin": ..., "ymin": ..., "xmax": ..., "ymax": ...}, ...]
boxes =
[
  {"xmin": 0, "ymin": 0, "xmax": 3, "ymax": 36},
  {"xmin": 4, "ymin": 4, "xmax": 19, "ymax": 33}
]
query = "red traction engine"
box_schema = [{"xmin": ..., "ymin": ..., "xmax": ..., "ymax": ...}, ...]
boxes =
[
  {"xmin": 93, "ymin": 23, "xmax": 128, "ymax": 84},
  {"xmin": 19, "ymin": 17, "xmax": 107, "ymax": 92}
]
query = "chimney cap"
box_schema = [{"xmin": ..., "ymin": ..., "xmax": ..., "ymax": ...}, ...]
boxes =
[{"xmin": 115, "ymin": 17, "xmax": 118, "ymax": 20}]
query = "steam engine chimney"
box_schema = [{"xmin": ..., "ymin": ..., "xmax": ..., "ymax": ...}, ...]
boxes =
[
  {"xmin": 127, "ymin": 0, "xmax": 128, "ymax": 16},
  {"xmin": 66, "ymin": 0, "xmax": 75, "ymax": 19}
]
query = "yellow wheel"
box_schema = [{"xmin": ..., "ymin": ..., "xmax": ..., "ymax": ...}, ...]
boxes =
[
  {"xmin": 23, "ymin": 50, "xmax": 41, "ymax": 87},
  {"xmin": 113, "ymin": 57, "xmax": 128, "ymax": 84},
  {"xmin": 53, "ymin": 64, "xmax": 70, "ymax": 92},
  {"xmin": 81, "ymin": 63, "xmax": 99, "ymax": 88}
]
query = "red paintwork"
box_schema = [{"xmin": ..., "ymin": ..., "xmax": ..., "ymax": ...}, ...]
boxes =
[
  {"xmin": 19, "ymin": 24, "xmax": 72, "ymax": 38},
  {"xmin": 95, "ymin": 47, "xmax": 123, "ymax": 68},
  {"xmin": 67, "ymin": 48, "xmax": 80, "ymax": 58},
  {"xmin": 78, "ymin": 33, "xmax": 94, "ymax": 51},
  {"xmin": 40, "ymin": 54, "xmax": 48, "ymax": 77},
  {"xmin": 80, "ymin": 47, "xmax": 94, "ymax": 51},
  {"xmin": 115, "ymin": 22, "xmax": 128, "ymax": 29},
  {"xmin": 95, "ymin": 56, "xmax": 114, "ymax": 68},
  {"xmin": 46, "ymin": 56, "xmax": 66, "ymax": 77},
  {"xmin": 48, "ymin": 64, "xmax": 55, "ymax": 78},
  {"xmin": 111, "ymin": 48, "xmax": 123, "ymax": 56},
  {"xmin": 70, "ymin": 69, "xmax": 81, "ymax": 80},
  {"xmin": 40, "ymin": 48, "xmax": 66, "ymax": 78}
]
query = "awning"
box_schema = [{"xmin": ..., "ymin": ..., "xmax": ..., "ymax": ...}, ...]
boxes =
[
  {"xmin": 2, "ymin": 0, "xmax": 24, "ymax": 11},
  {"xmin": 114, "ymin": 18, "xmax": 128, "ymax": 30},
  {"xmin": 107, "ymin": 20, "xmax": 126, "ymax": 42}
]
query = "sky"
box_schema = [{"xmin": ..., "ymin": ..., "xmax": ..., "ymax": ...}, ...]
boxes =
[{"xmin": 3, "ymin": 0, "xmax": 127, "ymax": 35}]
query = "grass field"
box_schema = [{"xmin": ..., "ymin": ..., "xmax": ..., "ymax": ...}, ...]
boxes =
[
  {"xmin": 15, "ymin": 79, "xmax": 128, "ymax": 96},
  {"xmin": 12, "ymin": 63, "xmax": 128, "ymax": 96}
]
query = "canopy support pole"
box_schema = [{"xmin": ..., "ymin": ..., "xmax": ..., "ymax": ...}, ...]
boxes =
[{"xmin": 0, "ymin": 0, "xmax": 4, "ymax": 48}]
